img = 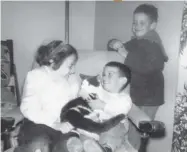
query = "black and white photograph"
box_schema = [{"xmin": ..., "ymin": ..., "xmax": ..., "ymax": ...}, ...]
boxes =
[{"xmin": 1, "ymin": 1, "xmax": 187, "ymax": 152}]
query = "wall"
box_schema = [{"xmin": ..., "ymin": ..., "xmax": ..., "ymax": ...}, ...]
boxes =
[
  {"xmin": 94, "ymin": 1, "xmax": 134, "ymax": 50},
  {"xmin": 69, "ymin": 1, "xmax": 95, "ymax": 50},
  {"xmin": 94, "ymin": 1, "xmax": 184, "ymax": 152},
  {"xmin": 1, "ymin": 1, "xmax": 65, "ymax": 91}
]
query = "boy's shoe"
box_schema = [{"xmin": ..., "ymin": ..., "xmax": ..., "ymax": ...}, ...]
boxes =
[
  {"xmin": 103, "ymin": 146, "xmax": 112, "ymax": 152},
  {"xmin": 66, "ymin": 137, "xmax": 83, "ymax": 152},
  {"xmin": 138, "ymin": 120, "xmax": 165, "ymax": 137},
  {"xmin": 83, "ymin": 139, "xmax": 112, "ymax": 152}
]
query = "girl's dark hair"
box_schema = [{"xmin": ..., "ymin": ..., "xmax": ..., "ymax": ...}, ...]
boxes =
[
  {"xmin": 35, "ymin": 40, "xmax": 78, "ymax": 70},
  {"xmin": 134, "ymin": 4, "xmax": 158, "ymax": 22},
  {"xmin": 105, "ymin": 61, "xmax": 131, "ymax": 90}
]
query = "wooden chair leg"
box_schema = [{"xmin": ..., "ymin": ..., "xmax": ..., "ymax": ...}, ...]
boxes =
[{"xmin": 138, "ymin": 133, "xmax": 149, "ymax": 152}]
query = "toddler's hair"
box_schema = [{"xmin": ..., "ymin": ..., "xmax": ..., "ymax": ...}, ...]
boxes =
[
  {"xmin": 35, "ymin": 40, "xmax": 78, "ymax": 70},
  {"xmin": 105, "ymin": 61, "xmax": 131, "ymax": 90},
  {"xmin": 134, "ymin": 4, "xmax": 158, "ymax": 22}
]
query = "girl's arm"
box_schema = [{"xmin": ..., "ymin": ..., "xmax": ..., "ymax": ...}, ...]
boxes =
[
  {"xmin": 20, "ymin": 71, "xmax": 58, "ymax": 127},
  {"xmin": 21, "ymin": 71, "xmax": 71, "ymax": 131},
  {"xmin": 21, "ymin": 71, "xmax": 74, "ymax": 133}
]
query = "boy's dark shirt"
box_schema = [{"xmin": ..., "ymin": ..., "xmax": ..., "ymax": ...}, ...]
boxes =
[{"xmin": 124, "ymin": 30, "xmax": 166, "ymax": 106}]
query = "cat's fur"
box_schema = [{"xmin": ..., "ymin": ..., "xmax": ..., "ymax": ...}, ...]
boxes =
[{"xmin": 60, "ymin": 97, "xmax": 125, "ymax": 134}]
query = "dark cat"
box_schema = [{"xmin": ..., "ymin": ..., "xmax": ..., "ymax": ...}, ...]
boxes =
[{"xmin": 60, "ymin": 97, "xmax": 125, "ymax": 134}]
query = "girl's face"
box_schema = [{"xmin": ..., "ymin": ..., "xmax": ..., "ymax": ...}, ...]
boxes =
[
  {"xmin": 132, "ymin": 12, "xmax": 154, "ymax": 38},
  {"xmin": 55, "ymin": 54, "xmax": 77, "ymax": 78}
]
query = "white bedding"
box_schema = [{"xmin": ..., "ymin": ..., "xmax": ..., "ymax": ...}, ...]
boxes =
[{"xmin": 76, "ymin": 50, "xmax": 125, "ymax": 75}]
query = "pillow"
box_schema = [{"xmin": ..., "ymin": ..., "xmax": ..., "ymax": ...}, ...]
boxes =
[{"xmin": 79, "ymin": 74, "xmax": 100, "ymax": 87}]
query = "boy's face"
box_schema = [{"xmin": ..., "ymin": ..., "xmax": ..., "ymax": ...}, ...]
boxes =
[
  {"xmin": 101, "ymin": 66, "xmax": 127, "ymax": 93},
  {"xmin": 132, "ymin": 12, "xmax": 155, "ymax": 38}
]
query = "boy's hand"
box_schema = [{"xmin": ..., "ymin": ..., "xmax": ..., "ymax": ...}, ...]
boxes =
[
  {"xmin": 118, "ymin": 47, "xmax": 128, "ymax": 58},
  {"xmin": 80, "ymin": 89, "xmax": 98, "ymax": 101},
  {"xmin": 112, "ymin": 41, "xmax": 124, "ymax": 50},
  {"xmin": 109, "ymin": 39, "xmax": 124, "ymax": 51},
  {"xmin": 88, "ymin": 100, "xmax": 106, "ymax": 111},
  {"xmin": 89, "ymin": 93, "xmax": 98, "ymax": 100},
  {"xmin": 85, "ymin": 93, "xmax": 98, "ymax": 101},
  {"xmin": 108, "ymin": 39, "xmax": 128, "ymax": 58}
]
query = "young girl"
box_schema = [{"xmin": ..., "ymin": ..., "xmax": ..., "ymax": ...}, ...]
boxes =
[{"xmin": 16, "ymin": 40, "xmax": 83, "ymax": 152}]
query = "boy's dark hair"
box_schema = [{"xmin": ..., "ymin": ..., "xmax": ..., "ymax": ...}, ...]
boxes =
[
  {"xmin": 105, "ymin": 61, "xmax": 131, "ymax": 90},
  {"xmin": 35, "ymin": 40, "xmax": 78, "ymax": 70},
  {"xmin": 134, "ymin": 4, "xmax": 158, "ymax": 22}
]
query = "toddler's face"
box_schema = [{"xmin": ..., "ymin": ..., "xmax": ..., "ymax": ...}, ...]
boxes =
[
  {"xmin": 101, "ymin": 66, "xmax": 126, "ymax": 93},
  {"xmin": 132, "ymin": 12, "xmax": 154, "ymax": 38}
]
